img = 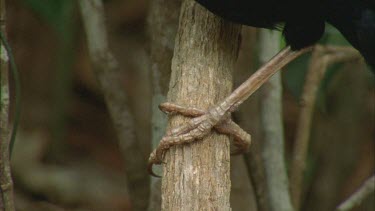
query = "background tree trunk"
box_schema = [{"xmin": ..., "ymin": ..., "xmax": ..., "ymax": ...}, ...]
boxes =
[
  {"xmin": 232, "ymin": 27, "xmax": 261, "ymax": 211},
  {"xmin": 234, "ymin": 27, "xmax": 271, "ymax": 211},
  {"xmin": 161, "ymin": 0, "xmax": 241, "ymax": 210},
  {"xmin": 147, "ymin": 0, "xmax": 181, "ymax": 209},
  {"xmin": 259, "ymin": 29, "xmax": 294, "ymax": 211},
  {"xmin": 79, "ymin": 1, "xmax": 149, "ymax": 209}
]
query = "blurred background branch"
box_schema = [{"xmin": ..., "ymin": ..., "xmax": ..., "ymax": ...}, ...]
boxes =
[
  {"xmin": 290, "ymin": 45, "xmax": 362, "ymax": 209},
  {"xmin": 236, "ymin": 27, "xmax": 269, "ymax": 211},
  {"xmin": 79, "ymin": 0, "xmax": 149, "ymax": 209},
  {"xmin": 12, "ymin": 131, "xmax": 129, "ymax": 210},
  {"xmin": 336, "ymin": 174, "xmax": 375, "ymax": 211},
  {"xmin": 147, "ymin": 0, "xmax": 181, "ymax": 209},
  {"xmin": 258, "ymin": 29, "xmax": 294, "ymax": 211}
]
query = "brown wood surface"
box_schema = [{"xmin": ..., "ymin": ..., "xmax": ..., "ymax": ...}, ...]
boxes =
[{"xmin": 161, "ymin": 0, "xmax": 241, "ymax": 210}]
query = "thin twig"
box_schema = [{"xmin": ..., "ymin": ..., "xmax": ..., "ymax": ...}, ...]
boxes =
[
  {"xmin": 78, "ymin": 0, "xmax": 149, "ymax": 210},
  {"xmin": 0, "ymin": 0, "xmax": 16, "ymax": 210},
  {"xmin": 336, "ymin": 174, "xmax": 375, "ymax": 211},
  {"xmin": 290, "ymin": 45, "xmax": 362, "ymax": 209}
]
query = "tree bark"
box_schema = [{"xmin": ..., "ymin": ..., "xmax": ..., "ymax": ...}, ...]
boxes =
[
  {"xmin": 0, "ymin": 0, "xmax": 15, "ymax": 210},
  {"xmin": 161, "ymin": 0, "xmax": 241, "ymax": 210},
  {"xmin": 147, "ymin": 0, "xmax": 181, "ymax": 209}
]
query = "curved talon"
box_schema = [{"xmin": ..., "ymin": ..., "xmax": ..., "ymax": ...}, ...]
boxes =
[
  {"xmin": 148, "ymin": 151, "xmax": 162, "ymax": 177},
  {"xmin": 148, "ymin": 163, "xmax": 161, "ymax": 178}
]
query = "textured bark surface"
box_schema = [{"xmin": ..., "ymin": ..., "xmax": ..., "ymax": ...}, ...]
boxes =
[
  {"xmin": 147, "ymin": 0, "xmax": 181, "ymax": 209},
  {"xmin": 161, "ymin": 0, "xmax": 241, "ymax": 210},
  {"xmin": 0, "ymin": 0, "xmax": 15, "ymax": 210}
]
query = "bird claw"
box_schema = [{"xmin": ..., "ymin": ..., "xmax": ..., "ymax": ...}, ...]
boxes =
[
  {"xmin": 147, "ymin": 150, "xmax": 162, "ymax": 177},
  {"xmin": 148, "ymin": 102, "xmax": 251, "ymax": 177}
]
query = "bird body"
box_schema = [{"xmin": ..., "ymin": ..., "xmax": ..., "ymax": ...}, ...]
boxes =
[
  {"xmin": 196, "ymin": 0, "xmax": 375, "ymax": 69},
  {"xmin": 196, "ymin": 0, "xmax": 324, "ymax": 28}
]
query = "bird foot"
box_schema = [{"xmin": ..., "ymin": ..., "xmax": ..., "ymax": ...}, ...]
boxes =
[{"xmin": 148, "ymin": 102, "xmax": 251, "ymax": 177}]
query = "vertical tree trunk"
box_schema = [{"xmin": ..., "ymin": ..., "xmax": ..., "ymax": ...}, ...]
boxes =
[
  {"xmin": 161, "ymin": 0, "xmax": 241, "ymax": 210},
  {"xmin": 147, "ymin": 0, "xmax": 181, "ymax": 209},
  {"xmin": 0, "ymin": 0, "xmax": 15, "ymax": 210},
  {"xmin": 259, "ymin": 29, "xmax": 294, "ymax": 211}
]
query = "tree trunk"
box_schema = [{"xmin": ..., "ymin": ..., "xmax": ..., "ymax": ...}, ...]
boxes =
[
  {"xmin": 259, "ymin": 29, "xmax": 294, "ymax": 211},
  {"xmin": 0, "ymin": 0, "xmax": 15, "ymax": 210},
  {"xmin": 161, "ymin": 0, "xmax": 241, "ymax": 210}
]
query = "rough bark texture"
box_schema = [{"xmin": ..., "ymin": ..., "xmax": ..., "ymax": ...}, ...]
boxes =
[
  {"xmin": 147, "ymin": 0, "xmax": 181, "ymax": 209},
  {"xmin": 79, "ymin": 1, "xmax": 149, "ymax": 210},
  {"xmin": 161, "ymin": 0, "xmax": 241, "ymax": 210},
  {"xmin": 259, "ymin": 29, "xmax": 294, "ymax": 211},
  {"xmin": 0, "ymin": 0, "xmax": 15, "ymax": 210}
]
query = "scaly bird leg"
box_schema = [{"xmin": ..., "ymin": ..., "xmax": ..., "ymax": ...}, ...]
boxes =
[
  {"xmin": 148, "ymin": 103, "xmax": 251, "ymax": 177},
  {"xmin": 148, "ymin": 46, "xmax": 313, "ymax": 177}
]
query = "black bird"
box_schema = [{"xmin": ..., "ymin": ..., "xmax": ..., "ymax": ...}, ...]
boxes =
[
  {"xmin": 148, "ymin": 0, "xmax": 375, "ymax": 176},
  {"xmin": 196, "ymin": 0, "xmax": 375, "ymax": 69}
]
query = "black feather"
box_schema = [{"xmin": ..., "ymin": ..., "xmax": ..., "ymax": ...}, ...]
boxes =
[{"xmin": 195, "ymin": 0, "xmax": 375, "ymax": 71}]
